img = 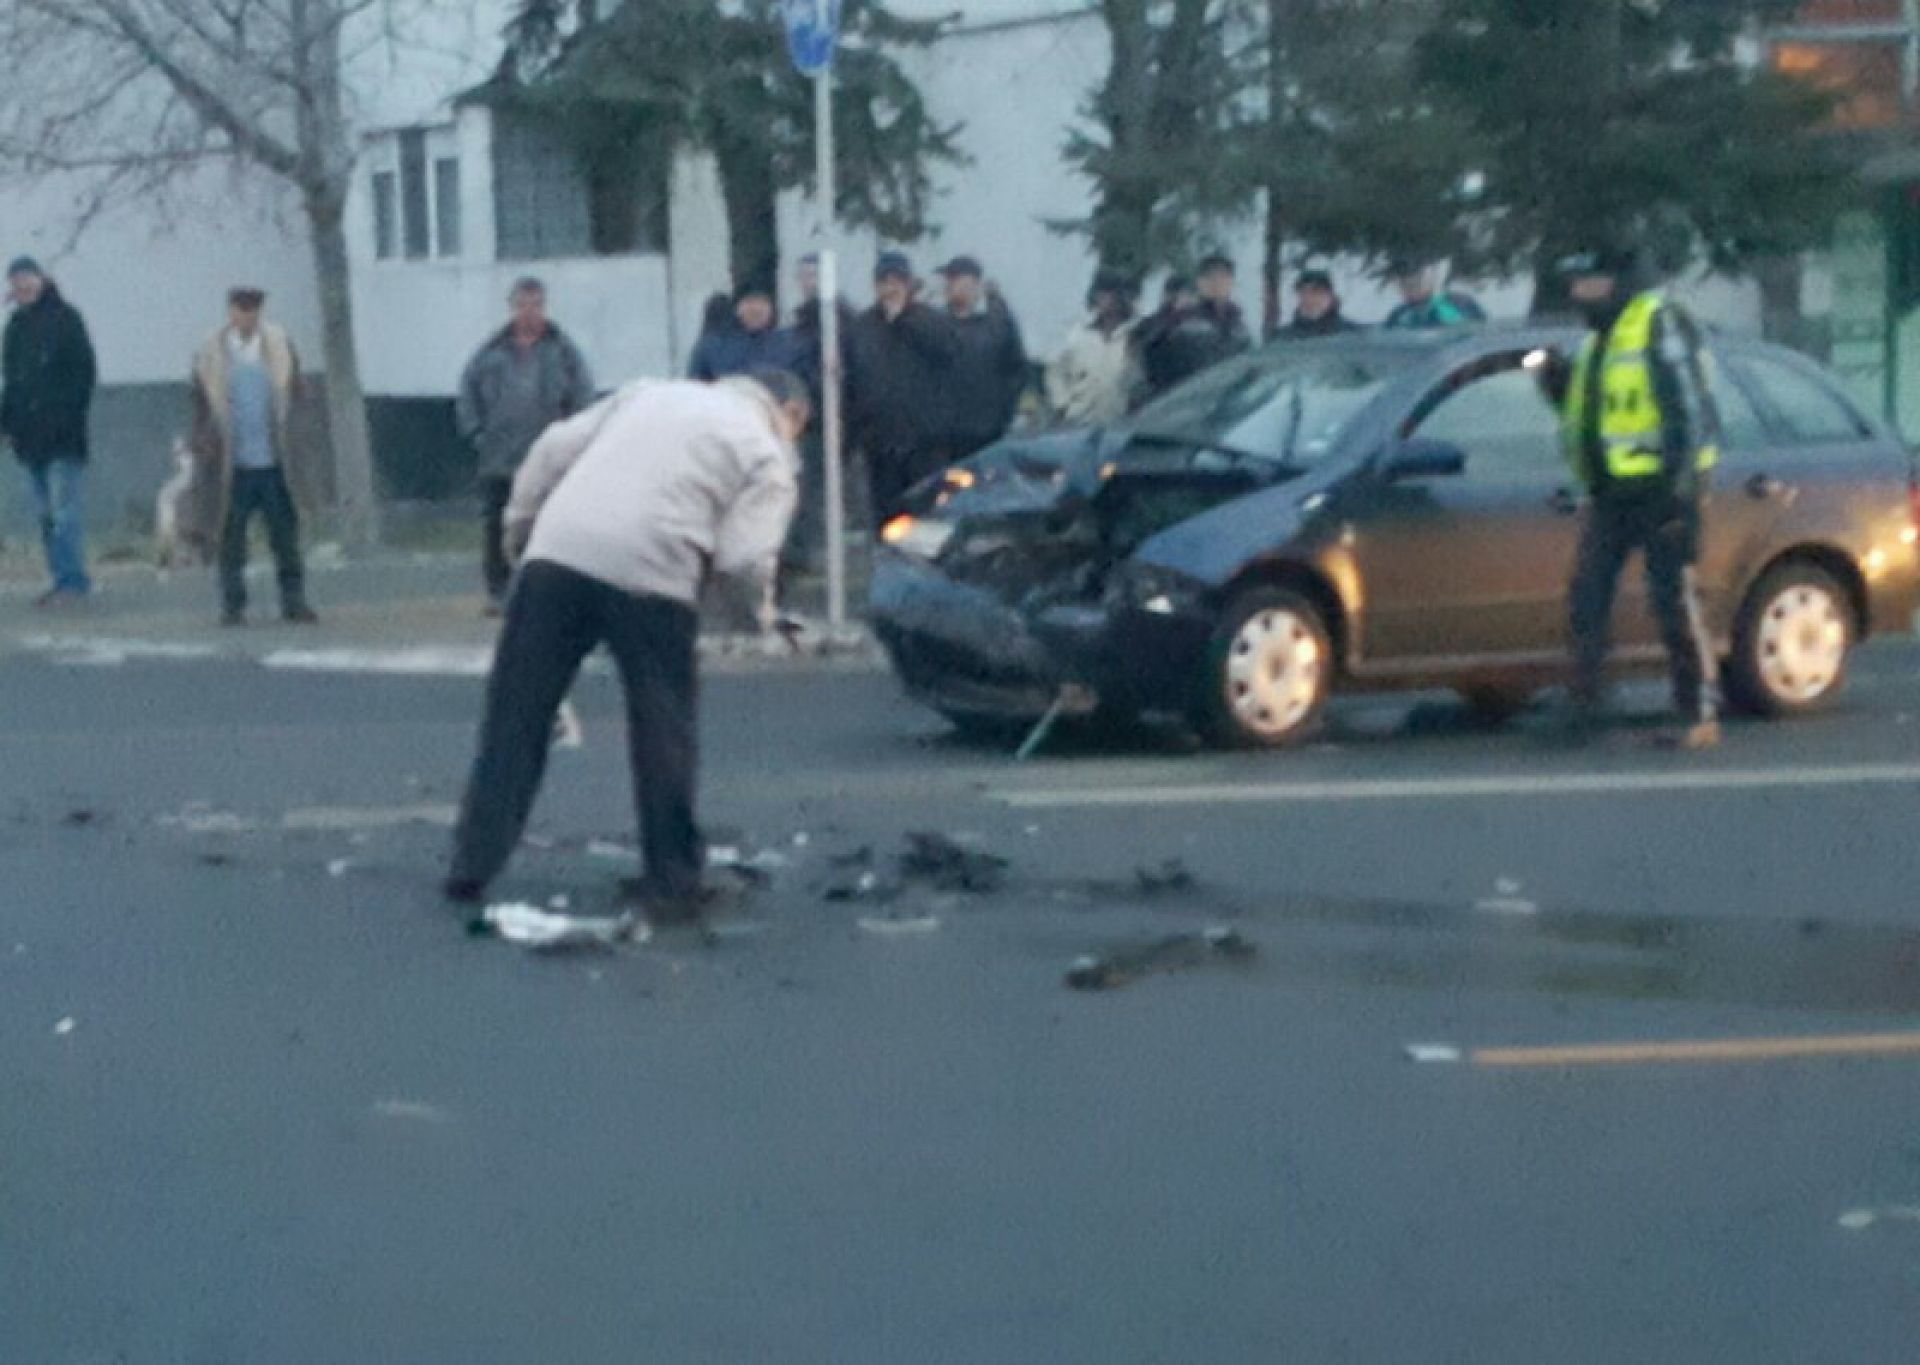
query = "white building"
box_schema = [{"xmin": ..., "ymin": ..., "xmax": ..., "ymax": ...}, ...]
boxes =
[{"xmin": 2, "ymin": 0, "xmax": 1776, "ymax": 527}]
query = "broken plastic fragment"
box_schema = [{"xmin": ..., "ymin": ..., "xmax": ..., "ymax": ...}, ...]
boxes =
[
  {"xmin": 469, "ymin": 902, "xmax": 648, "ymax": 951},
  {"xmin": 900, "ymin": 831, "xmax": 1007, "ymax": 893}
]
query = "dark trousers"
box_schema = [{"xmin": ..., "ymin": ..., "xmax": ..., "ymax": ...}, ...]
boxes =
[
  {"xmin": 449, "ymin": 561, "xmax": 703, "ymax": 898},
  {"xmin": 221, "ymin": 467, "xmax": 306, "ymax": 614},
  {"xmin": 480, "ymin": 476, "xmax": 514, "ymax": 601},
  {"xmin": 1569, "ymin": 491, "xmax": 1717, "ymax": 722},
  {"xmin": 781, "ymin": 432, "xmax": 827, "ymax": 573}
]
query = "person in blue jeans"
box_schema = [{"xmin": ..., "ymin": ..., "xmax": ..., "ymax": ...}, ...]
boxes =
[{"xmin": 1, "ymin": 257, "xmax": 96, "ymax": 605}]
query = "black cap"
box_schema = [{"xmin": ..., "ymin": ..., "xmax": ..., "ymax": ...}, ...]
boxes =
[
  {"xmin": 1197, "ymin": 253, "xmax": 1235, "ymax": 276},
  {"xmin": 874, "ymin": 251, "xmax": 913, "ymax": 282},
  {"xmin": 936, "ymin": 255, "xmax": 984, "ymax": 279},
  {"xmin": 733, "ymin": 277, "xmax": 776, "ymax": 305},
  {"xmin": 1295, "ymin": 269, "xmax": 1335, "ymax": 293},
  {"xmin": 228, "ymin": 286, "xmax": 266, "ymax": 310},
  {"xmin": 1163, "ymin": 274, "xmax": 1194, "ymax": 297},
  {"xmin": 6, "ymin": 256, "xmax": 43, "ymax": 279}
]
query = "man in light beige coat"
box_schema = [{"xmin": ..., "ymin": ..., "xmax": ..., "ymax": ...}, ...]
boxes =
[{"xmin": 186, "ymin": 287, "xmax": 320, "ymax": 625}]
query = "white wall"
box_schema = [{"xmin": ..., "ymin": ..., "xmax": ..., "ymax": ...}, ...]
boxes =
[{"xmin": 0, "ymin": 166, "xmax": 321, "ymax": 388}]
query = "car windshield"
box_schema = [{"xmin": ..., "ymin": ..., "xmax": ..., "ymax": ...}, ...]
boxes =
[{"xmin": 1128, "ymin": 350, "xmax": 1411, "ymax": 468}]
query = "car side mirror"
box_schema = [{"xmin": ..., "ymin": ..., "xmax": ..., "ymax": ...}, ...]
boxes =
[{"xmin": 1383, "ymin": 438, "xmax": 1467, "ymax": 481}]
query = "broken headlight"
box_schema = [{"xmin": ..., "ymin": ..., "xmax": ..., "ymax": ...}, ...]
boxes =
[{"xmin": 880, "ymin": 514, "xmax": 957, "ymax": 561}]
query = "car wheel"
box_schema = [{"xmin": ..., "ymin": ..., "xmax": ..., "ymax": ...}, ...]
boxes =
[
  {"xmin": 1457, "ymin": 684, "xmax": 1534, "ymax": 725},
  {"xmin": 1199, "ymin": 587, "xmax": 1333, "ymax": 748},
  {"xmin": 1726, "ymin": 561, "xmax": 1854, "ymax": 717}
]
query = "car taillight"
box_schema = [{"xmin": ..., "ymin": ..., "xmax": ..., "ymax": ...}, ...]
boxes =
[{"xmin": 1909, "ymin": 479, "xmax": 1920, "ymax": 542}]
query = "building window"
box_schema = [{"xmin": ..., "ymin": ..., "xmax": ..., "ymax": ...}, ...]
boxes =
[
  {"xmin": 372, "ymin": 171, "xmax": 397, "ymax": 261},
  {"xmin": 493, "ymin": 112, "xmax": 668, "ymax": 261},
  {"xmin": 434, "ymin": 157, "xmax": 462, "ymax": 257},
  {"xmin": 399, "ymin": 129, "xmax": 431, "ymax": 259},
  {"xmin": 1773, "ymin": 0, "xmax": 1920, "ymax": 128}
]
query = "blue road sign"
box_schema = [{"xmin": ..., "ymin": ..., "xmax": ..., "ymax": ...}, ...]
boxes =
[{"xmin": 784, "ymin": 0, "xmax": 842, "ymax": 75}]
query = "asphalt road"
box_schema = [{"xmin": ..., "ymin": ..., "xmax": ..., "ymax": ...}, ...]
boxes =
[{"xmin": 6, "ymin": 636, "xmax": 1920, "ymax": 1363}]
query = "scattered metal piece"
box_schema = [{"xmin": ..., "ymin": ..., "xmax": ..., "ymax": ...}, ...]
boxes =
[
  {"xmin": 901, "ymin": 831, "xmax": 1008, "ymax": 893},
  {"xmin": 1065, "ymin": 927, "xmax": 1256, "ymax": 991},
  {"xmin": 1134, "ymin": 858, "xmax": 1197, "ymax": 895}
]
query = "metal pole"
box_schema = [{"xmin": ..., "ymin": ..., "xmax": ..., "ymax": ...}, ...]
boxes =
[{"xmin": 814, "ymin": 61, "xmax": 847, "ymax": 630}]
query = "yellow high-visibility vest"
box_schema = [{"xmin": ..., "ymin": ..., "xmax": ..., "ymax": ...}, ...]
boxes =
[{"xmin": 1562, "ymin": 292, "xmax": 1718, "ymax": 487}]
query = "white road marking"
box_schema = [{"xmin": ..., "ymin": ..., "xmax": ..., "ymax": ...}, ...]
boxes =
[
  {"xmin": 17, "ymin": 634, "xmax": 221, "ymax": 667},
  {"xmin": 282, "ymin": 803, "xmax": 456, "ymax": 832},
  {"xmin": 372, "ymin": 1099, "xmax": 453, "ymax": 1124},
  {"xmin": 1474, "ymin": 897, "xmax": 1541, "ymax": 915},
  {"xmin": 261, "ymin": 647, "xmax": 494, "ymax": 677},
  {"xmin": 858, "ymin": 914, "xmax": 942, "ymax": 936},
  {"xmin": 999, "ymin": 762, "xmax": 1920, "ymax": 810}
]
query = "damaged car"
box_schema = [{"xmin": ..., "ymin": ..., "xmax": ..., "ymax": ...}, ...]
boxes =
[{"xmin": 870, "ymin": 327, "xmax": 1920, "ymax": 747}]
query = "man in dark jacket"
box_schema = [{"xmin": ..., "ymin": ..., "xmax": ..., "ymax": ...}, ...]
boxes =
[
  {"xmin": 1134, "ymin": 254, "xmax": 1251, "ymax": 399},
  {"xmin": 937, "ymin": 255, "xmax": 1027, "ymax": 459},
  {"xmin": 456, "ymin": 277, "xmax": 595, "ymax": 610},
  {"xmin": 1, "ymin": 257, "xmax": 97, "ymax": 605},
  {"xmin": 688, "ymin": 280, "xmax": 802, "ymax": 382},
  {"xmin": 849, "ymin": 252, "xmax": 958, "ymax": 520},
  {"xmin": 1277, "ymin": 269, "xmax": 1363, "ymax": 340}
]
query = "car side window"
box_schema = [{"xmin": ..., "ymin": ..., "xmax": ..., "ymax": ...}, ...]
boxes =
[
  {"xmin": 1411, "ymin": 365, "xmax": 1562, "ymax": 485},
  {"xmin": 1709, "ymin": 362, "xmax": 1768, "ymax": 453},
  {"xmin": 1733, "ymin": 355, "xmax": 1871, "ymax": 446}
]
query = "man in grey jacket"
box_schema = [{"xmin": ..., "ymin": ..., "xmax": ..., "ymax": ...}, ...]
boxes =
[
  {"xmin": 444, "ymin": 369, "xmax": 808, "ymax": 923},
  {"xmin": 455, "ymin": 277, "xmax": 595, "ymax": 610}
]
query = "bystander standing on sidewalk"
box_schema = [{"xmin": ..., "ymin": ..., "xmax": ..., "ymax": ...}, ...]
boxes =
[
  {"xmin": 937, "ymin": 255, "xmax": 1027, "ymax": 459},
  {"xmin": 849, "ymin": 252, "xmax": 958, "ymax": 520},
  {"xmin": 1276, "ymin": 269, "xmax": 1363, "ymax": 340},
  {"xmin": 1, "ymin": 257, "xmax": 97, "ymax": 606},
  {"xmin": 186, "ymin": 288, "xmax": 320, "ymax": 626},
  {"xmin": 444, "ymin": 370, "xmax": 808, "ymax": 924},
  {"xmin": 1046, "ymin": 267, "xmax": 1138, "ymax": 427},
  {"xmin": 689, "ymin": 280, "xmax": 801, "ymax": 381},
  {"xmin": 1384, "ymin": 259, "xmax": 1485, "ymax": 329},
  {"xmin": 1134, "ymin": 255, "xmax": 1251, "ymax": 400},
  {"xmin": 456, "ymin": 278, "xmax": 595, "ymax": 613}
]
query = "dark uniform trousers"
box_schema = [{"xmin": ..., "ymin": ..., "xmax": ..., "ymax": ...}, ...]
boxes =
[
  {"xmin": 479, "ymin": 475, "xmax": 515, "ymax": 602},
  {"xmin": 221, "ymin": 467, "xmax": 307, "ymax": 615},
  {"xmin": 1569, "ymin": 489, "xmax": 1718, "ymax": 723},
  {"xmin": 449, "ymin": 560, "xmax": 703, "ymax": 898}
]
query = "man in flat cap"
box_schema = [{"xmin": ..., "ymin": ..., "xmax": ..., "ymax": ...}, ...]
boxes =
[{"xmin": 187, "ymin": 287, "xmax": 320, "ymax": 626}]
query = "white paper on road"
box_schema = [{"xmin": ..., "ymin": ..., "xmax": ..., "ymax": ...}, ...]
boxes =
[{"xmin": 479, "ymin": 902, "xmax": 649, "ymax": 951}]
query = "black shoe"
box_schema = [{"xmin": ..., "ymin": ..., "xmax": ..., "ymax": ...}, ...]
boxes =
[
  {"xmin": 442, "ymin": 876, "xmax": 487, "ymax": 906},
  {"xmin": 221, "ymin": 607, "xmax": 246, "ymax": 628},
  {"xmin": 283, "ymin": 604, "xmax": 319, "ymax": 625}
]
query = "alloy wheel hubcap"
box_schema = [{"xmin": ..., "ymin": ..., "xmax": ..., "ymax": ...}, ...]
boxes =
[
  {"xmin": 1757, "ymin": 583, "xmax": 1847, "ymax": 704},
  {"xmin": 1226, "ymin": 609, "xmax": 1323, "ymax": 736}
]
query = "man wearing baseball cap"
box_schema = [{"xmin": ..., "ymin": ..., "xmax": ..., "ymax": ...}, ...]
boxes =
[
  {"xmin": 1277, "ymin": 268, "xmax": 1362, "ymax": 340},
  {"xmin": 847, "ymin": 252, "xmax": 958, "ymax": 519},
  {"xmin": 936, "ymin": 255, "xmax": 1028, "ymax": 460}
]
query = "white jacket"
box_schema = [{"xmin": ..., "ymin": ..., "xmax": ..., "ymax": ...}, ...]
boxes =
[
  {"xmin": 506, "ymin": 378, "xmax": 798, "ymax": 607},
  {"xmin": 1045, "ymin": 318, "xmax": 1138, "ymax": 427}
]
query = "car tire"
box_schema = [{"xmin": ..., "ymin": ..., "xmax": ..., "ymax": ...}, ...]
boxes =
[
  {"xmin": 1198, "ymin": 587, "xmax": 1333, "ymax": 749},
  {"xmin": 1457, "ymin": 684, "xmax": 1534, "ymax": 725},
  {"xmin": 1725, "ymin": 561, "xmax": 1855, "ymax": 718}
]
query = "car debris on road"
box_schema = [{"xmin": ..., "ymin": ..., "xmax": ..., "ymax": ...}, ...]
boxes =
[{"xmin": 1065, "ymin": 926, "xmax": 1256, "ymax": 991}]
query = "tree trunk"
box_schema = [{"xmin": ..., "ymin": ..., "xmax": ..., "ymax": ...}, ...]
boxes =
[
  {"xmin": 306, "ymin": 194, "xmax": 378, "ymax": 549},
  {"xmin": 714, "ymin": 134, "xmax": 780, "ymax": 297}
]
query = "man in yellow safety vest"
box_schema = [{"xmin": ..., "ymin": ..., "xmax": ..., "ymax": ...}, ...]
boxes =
[{"xmin": 1536, "ymin": 245, "xmax": 1724, "ymax": 749}]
